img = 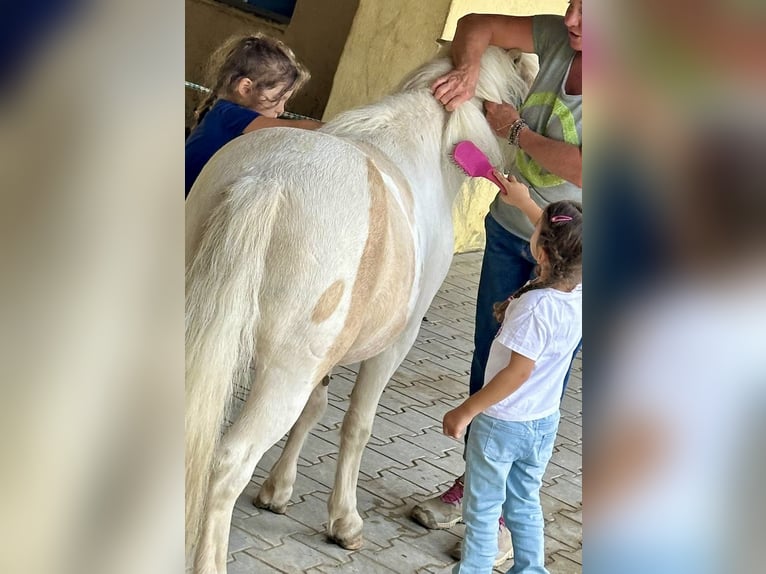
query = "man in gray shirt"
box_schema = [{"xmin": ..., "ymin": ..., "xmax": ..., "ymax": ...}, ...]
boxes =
[{"xmin": 411, "ymin": 2, "xmax": 582, "ymax": 568}]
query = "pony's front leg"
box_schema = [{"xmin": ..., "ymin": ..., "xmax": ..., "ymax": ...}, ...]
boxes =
[
  {"xmin": 327, "ymin": 334, "xmax": 418, "ymax": 549},
  {"xmin": 255, "ymin": 375, "xmax": 330, "ymax": 513}
]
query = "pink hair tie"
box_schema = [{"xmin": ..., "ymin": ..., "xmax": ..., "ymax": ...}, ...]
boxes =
[{"xmin": 550, "ymin": 215, "xmax": 573, "ymax": 223}]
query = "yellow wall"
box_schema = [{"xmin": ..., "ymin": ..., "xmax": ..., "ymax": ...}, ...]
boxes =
[{"xmin": 442, "ymin": 0, "xmax": 568, "ymax": 40}]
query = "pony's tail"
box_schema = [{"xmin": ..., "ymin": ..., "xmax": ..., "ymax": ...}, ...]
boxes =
[{"xmin": 184, "ymin": 182, "xmax": 281, "ymax": 558}]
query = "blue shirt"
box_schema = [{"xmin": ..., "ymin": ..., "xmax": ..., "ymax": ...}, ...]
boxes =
[{"xmin": 185, "ymin": 99, "xmax": 260, "ymax": 196}]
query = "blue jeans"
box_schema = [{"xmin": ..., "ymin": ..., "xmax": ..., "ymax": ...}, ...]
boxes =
[
  {"xmin": 454, "ymin": 412, "xmax": 560, "ymax": 574},
  {"xmin": 466, "ymin": 214, "xmax": 579, "ymax": 444}
]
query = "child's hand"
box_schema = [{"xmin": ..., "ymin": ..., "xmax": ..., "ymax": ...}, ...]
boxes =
[
  {"xmin": 492, "ymin": 170, "xmax": 530, "ymax": 206},
  {"xmin": 443, "ymin": 406, "xmax": 473, "ymax": 439}
]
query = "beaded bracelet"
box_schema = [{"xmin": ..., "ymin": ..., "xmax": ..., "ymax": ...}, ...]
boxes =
[{"xmin": 507, "ymin": 118, "xmax": 529, "ymax": 147}]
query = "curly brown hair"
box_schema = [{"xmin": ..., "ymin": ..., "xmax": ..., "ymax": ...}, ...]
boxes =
[
  {"xmin": 493, "ymin": 200, "xmax": 583, "ymax": 323},
  {"xmin": 193, "ymin": 34, "xmax": 310, "ymax": 128}
]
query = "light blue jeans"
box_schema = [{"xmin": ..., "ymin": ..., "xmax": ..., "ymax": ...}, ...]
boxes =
[{"xmin": 454, "ymin": 411, "xmax": 560, "ymax": 574}]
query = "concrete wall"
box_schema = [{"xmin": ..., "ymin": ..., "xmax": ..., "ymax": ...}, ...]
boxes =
[
  {"xmin": 322, "ymin": 0, "xmax": 453, "ymax": 120},
  {"xmin": 282, "ymin": 0, "xmax": 359, "ymax": 119}
]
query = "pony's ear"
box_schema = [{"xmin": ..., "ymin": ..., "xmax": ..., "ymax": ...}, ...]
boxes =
[
  {"xmin": 436, "ymin": 39, "xmax": 452, "ymax": 59},
  {"xmin": 516, "ymin": 53, "xmax": 540, "ymax": 89},
  {"xmin": 507, "ymin": 48, "xmax": 523, "ymax": 66}
]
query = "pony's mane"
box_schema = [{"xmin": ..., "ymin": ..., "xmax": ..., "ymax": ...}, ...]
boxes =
[
  {"xmin": 323, "ymin": 47, "xmax": 536, "ymax": 169},
  {"xmin": 398, "ymin": 46, "xmax": 535, "ymax": 166}
]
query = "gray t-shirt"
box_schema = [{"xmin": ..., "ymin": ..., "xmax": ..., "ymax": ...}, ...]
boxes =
[{"xmin": 489, "ymin": 14, "xmax": 582, "ymax": 240}]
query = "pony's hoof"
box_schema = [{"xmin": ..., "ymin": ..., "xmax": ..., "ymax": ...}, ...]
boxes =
[
  {"xmin": 328, "ymin": 532, "xmax": 364, "ymax": 550},
  {"xmin": 328, "ymin": 515, "xmax": 364, "ymax": 550},
  {"xmin": 253, "ymin": 495, "xmax": 288, "ymax": 514}
]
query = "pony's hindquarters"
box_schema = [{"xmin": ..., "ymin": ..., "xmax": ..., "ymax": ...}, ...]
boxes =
[{"xmin": 185, "ymin": 128, "xmax": 420, "ymax": 569}]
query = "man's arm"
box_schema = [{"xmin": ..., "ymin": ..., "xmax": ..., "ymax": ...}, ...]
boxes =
[
  {"xmin": 485, "ymin": 101, "xmax": 582, "ymax": 188},
  {"xmin": 432, "ymin": 14, "xmax": 534, "ymax": 111},
  {"xmin": 518, "ymin": 129, "xmax": 582, "ymax": 188}
]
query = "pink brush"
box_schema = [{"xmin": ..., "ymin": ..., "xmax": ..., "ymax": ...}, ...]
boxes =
[{"xmin": 451, "ymin": 140, "xmax": 505, "ymax": 191}]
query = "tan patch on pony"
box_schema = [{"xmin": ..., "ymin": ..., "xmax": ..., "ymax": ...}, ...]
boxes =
[
  {"xmin": 311, "ymin": 280, "xmax": 345, "ymax": 324},
  {"xmin": 316, "ymin": 158, "xmax": 416, "ymax": 375},
  {"xmin": 350, "ymin": 141, "xmax": 415, "ymax": 226},
  {"xmin": 315, "ymin": 159, "xmax": 389, "ymax": 376}
]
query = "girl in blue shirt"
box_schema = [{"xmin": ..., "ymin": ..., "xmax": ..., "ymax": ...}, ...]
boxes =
[{"xmin": 186, "ymin": 34, "xmax": 322, "ymax": 196}]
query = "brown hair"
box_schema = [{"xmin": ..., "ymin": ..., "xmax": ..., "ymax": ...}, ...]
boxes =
[
  {"xmin": 193, "ymin": 34, "xmax": 310, "ymax": 127},
  {"xmin": 493, "ymin": 200, "xmax": 583, "ymax": 322}
]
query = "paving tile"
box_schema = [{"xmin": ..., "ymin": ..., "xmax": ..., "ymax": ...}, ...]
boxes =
[
  {"xmin": 544, "ymin": 476, "xmax": 582, "ymax": 509},
  {"xmin": 365, "ymin": 537, "xmax": 456, "ymax": 573},
  {"xmin": 228, "ymin": 550, "xmax": 284, "ymax": 573},
  {"xmin": 394, "ymin": 379, "xmax": 464, "ymax": 408},
  {"xmin": 547, "ymin": 552, "xmax": 582, "ymax": 574},
  {"xmin": 380, "ymin": 385, "xmax": 433, "ymax": 413},
  {"xmin": 543, "ymin": 460, "xmax": 571, "ymax": 483},
  {"xmin": 556, "ymin": 547, "xmax": 582, "ymax": 565},
  {"xmin": 376, "ymin": 408, "xmax": 440, "ymax": 436},
  {"xmin": 416, "ymin": 376, "xmax": 470, "ymax": 400},
  {"xmin": 315, "ymin": 552, "xmax": 399, "ymax": 573},
  {"xmin": 365, "ymin": 435, "xmax": 434, "ymax": 468},
  {"xmin": 388, "ymin": 458, "xmax": 463, "ymax": 494},
  {"xmin": 294, "ymin": 433, "xmax": 343, "ymax": 465},
  {"xmin": 556, "ymin": 418, "xmax": 582, "ymax": 445},
  {"xmin": 354, "ymin": 511, "xmax": 428, "ymax": 549},
  {"xmin": 541, "ymin": 491, "xmax": 578, "ymax": 522},
  {"xmin": 233, "ymin": 507, "xmax": 313, "ymax": 546},
  {"xmin": 254, "ymin": 537, "xmax": 342, "ymax": 572},
  {"xmin": 278, "ymin": 492, "xmax": 331, "ymax": 532},
  {"xmin": 561, "ymin": 507, "xmax": 582, "ymax": 524},
  {"xmin": 544, "ymin": 512, "xmax": 582, "ymax": 551},
  {"xmin": 390, "ymin": 363, "xmax": 440, "ymax": 385},
  {"xmin": 550, "ymin": 444, "xmax": 582, "ymax": 475},
  {"xmin": 422, "ymin": 448, "xmax": 466, "ymax": 477},
  {"xmin": 400, "ymin": 427, "xmax": 462, "ymax": 457},
  {"xmin": 228, "ymin": 525, "xmax": 267, "ymax": 555},
  {"xmin": 290, "ymin": 531, "xmax": 359, "ymax": 565},
  {"xmin": 358, "ymin": 468, "xmax": 434, "ymax": 506},
  {"xmin": 410, "ymin": 401, "xmax": 458, "ymax": 425}
]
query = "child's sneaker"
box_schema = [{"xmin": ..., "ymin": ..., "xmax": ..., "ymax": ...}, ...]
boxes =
[
  {"xmin": 449, "ymin": 517, "xmax": 513, "ymax": 566},
  {"xmin": 410, "ymin": 476, "xmax": 464, "ymax": 529}
]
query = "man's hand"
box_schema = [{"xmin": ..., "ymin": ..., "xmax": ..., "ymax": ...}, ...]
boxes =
[
  {"xmin": 431, "ymin": 67, "xmax": 480, "ymax": 111},
  {"xmin": 484, "ymin": 101, "xmax": 520, "ymax": 138}
]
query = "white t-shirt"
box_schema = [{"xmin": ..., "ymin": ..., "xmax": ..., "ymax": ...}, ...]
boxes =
[{"xmin": 483, "ymin": 284, "xmax": 582, "ymax": 422}]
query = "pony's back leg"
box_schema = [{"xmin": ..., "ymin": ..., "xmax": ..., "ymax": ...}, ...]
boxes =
[
  {"xmin": 193, "ymin": 367, "xmax": 319, "ymax": 574},
  {"xmin": 327, "ymin": 326, "xmax": 421, "ymax": 549},
  {"xmin": 254, "ymin": 374, "xmax": 330, "ymax": 513}
]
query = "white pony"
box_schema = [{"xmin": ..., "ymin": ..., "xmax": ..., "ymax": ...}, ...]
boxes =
[{"xmin": 185, "ymin": 47, "xmax": 536, "ymax": 573}]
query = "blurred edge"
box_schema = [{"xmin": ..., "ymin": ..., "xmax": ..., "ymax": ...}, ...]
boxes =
[
  {"xmin": 587, "ymin": 1, "xmax": 766, "ymax": 573},
  {"xmin": 0, "ymin": 1, "xmax": 184, "ymax": 573}
]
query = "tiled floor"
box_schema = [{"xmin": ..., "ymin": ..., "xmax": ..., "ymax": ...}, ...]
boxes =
[{"xmin": 227, "ymin": 251, "xmax": 582, "ymax": 573}]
